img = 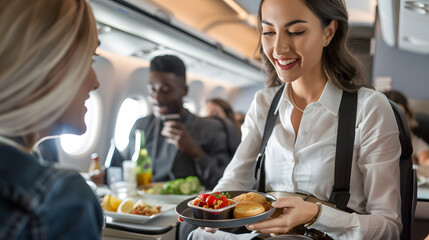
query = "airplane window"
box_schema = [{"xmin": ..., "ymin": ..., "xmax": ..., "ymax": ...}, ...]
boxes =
[
  {"xmin": 184, "ymin": 99, "xmax": 197, "ymax": 114},
  {"xmin": 115, "ymin": 98, "xmax": 149, "ymax": 151},
  {"xmin": 60, "ymin": 93, "xmax": 100, "ymax": 155}
]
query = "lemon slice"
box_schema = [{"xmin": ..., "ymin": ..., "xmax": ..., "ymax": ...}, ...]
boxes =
[
  {"xmin": 102, "ymin": 194, "xmax": 114, "ymax": 212},
  {"xmin": 102, "ymin": 194, "xmax": 122, "ymax": 212},
  {"xmin": 117, "ymin": 198, "xmax": 134, "ymax": 214},
  {"xmin": 109, "ymin": 195, "xmax": 122, "ymax": 211}
]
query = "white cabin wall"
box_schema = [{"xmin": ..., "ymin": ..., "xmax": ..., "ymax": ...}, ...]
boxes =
[
  {"xmin": 372, "ymin": 19, "xmax": 429, "ymax": 101},
  {"xmin": 230, "ymin": 84, "xmax": 265, "ymax": 115},
  {"xmin": 57, "ymin": 50, "xmax": 148, "ymax": 171},
  {"xmin": 188, "ymin": 77, "xmax": 238, "ymax": 115}
]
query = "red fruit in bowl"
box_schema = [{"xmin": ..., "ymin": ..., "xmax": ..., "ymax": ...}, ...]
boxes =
[
  {"xmin": 198, "ymin": 193, "xmax": 211, "ymax": 202},
  {"xmin": 217, "ymin": 200, "xmax": 227, "ymax": 209},
  {"xmin": 205, "ymin": 195, "xmax": 219, "ymax": 207}
]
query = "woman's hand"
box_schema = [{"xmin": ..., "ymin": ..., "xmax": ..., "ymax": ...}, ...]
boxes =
[
  {"xmin": 200, "ymin": 227, "xmax": 219, "ymax": 234},
  {"xmin": 246, "ymin": 197, "xmax": 318, "ymax": 234},
  {"xmin": 178, "ymin": 216, "xmax": 219, "ymax": 234}
]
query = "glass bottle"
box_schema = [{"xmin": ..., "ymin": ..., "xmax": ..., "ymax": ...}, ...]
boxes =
[
  {"xmin": 89, "ymin": 153, "xmax": 101, "ymax": 172},
  {"xmin": 132, "ymin": 130, "xmax": 152, "ymax": 186}
]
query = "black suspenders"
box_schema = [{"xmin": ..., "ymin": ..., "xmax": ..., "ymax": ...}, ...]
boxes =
[{"xmin": 255, "ymin": 85, "xmax": 357, "ymax": 212}]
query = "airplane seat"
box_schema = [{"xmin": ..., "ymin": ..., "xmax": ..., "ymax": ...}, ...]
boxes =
[
  {"xmin": 37, "ymin": 138, "xmax": 59, "ymax": 164},
  {"xmin": 413, "ymin": 112, "xmax": 429, "ymax": 144},
  {"xmin": 209, "ymin": 116, "xmax": 240, "ymax": 159},
  {"xmin": 389, "ymin": 100, "xmax": 417, "ymax": 240}
]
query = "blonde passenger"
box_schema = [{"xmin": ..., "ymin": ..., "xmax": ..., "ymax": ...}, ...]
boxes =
[
  {"xmin": 194, "ymin": 0, "xmax": 402, "ymax": 239},
  {"xmin": 0, "ymin": 0, "xmax": 103, "ymax": 239}
]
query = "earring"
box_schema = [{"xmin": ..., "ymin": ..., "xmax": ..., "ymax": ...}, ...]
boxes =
[{"xmin": 325, "ymin": 39, "xmax": 331, "ymax": 46}]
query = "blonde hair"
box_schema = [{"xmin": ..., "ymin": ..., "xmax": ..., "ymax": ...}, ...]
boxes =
[{"xmin": 0, "ymin": 0, "xmax": 98, "ymax": 138}]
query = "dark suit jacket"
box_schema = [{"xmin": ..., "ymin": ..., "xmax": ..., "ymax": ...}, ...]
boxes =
[{"xmin": 121, "ymin": 110, "xmax": 232, "ymax": 190}]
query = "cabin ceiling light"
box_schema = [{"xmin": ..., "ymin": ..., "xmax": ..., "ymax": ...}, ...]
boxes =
[
  {"xmin": 133, "ymin": 50, "xmax": 144, "ymax": 58},
  {"xmin": 96, "ymin": 23, "xmax": 112, "ymax": 35},
  {"xmin": 223, "ymin": 0, "xmax": 248, "ymax": 19},
  {"xmin": 405, "ymin": 5, "xmax": 428, "ymax": 14},
  {"xmin": 404, "ymin": 1, "xmax": 428, "ymax": 15},
  {"xmin": 404, "ymin": 36, "xmax": 429, "ymax": 46},
  {"xmin": 133, "ymin": 45, "xmax": 165, "ymax": 57},
  {"xmin": 405, "ymin": 1, "xmax": 426, "ymax": 8},
  {"xmin": 223, "ymin": 0, "xmax": 258, "ymax": 27}
]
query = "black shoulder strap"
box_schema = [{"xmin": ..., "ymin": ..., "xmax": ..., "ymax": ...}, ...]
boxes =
[
  {"xmin": 329, "ymin": 91, "xmax": 357, "ymax": 211},
  {"xmin": 255, "ymin": 85, "xmax": 285, "ymax": 192},
  {"xmin": 256, "ymin": 87, "xmax": 358, "ymax": 212}
]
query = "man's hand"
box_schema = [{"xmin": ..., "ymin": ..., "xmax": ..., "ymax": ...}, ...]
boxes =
[
  {"xmin": 89, "ymin": 169, "xmax": 105, "ymax": 185},
  {"xmin": 161, "ymin": 120, "xmax": 204, "ymax": 159}
]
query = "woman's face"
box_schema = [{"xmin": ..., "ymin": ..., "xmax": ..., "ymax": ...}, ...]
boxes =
[
  {"xmin": 260, "ymin": 0, "xmax": 334, "ymax": 83},
  {"xmin": 203, "ymin": 102, "xmax": 227, "ymax": 119},
  {"xmin": 57, "ymin": 67, "xmax": 99, "ymax": 135}
]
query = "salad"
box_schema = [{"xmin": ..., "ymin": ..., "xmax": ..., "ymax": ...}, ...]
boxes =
[{"xmin": 143, "ymin": 176, "xmax": 202, "ymax": 195}]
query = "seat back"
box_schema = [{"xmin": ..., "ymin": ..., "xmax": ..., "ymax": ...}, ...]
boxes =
[
  {"xmin": 210, "ymin": 117, "xmax": 240, "ymax": 159},
  {"xmin": 389, "ymin": 100, "xmax": 417, "ymax": 240}
]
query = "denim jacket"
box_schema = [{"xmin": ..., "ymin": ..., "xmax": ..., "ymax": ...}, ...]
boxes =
[{"xmin": 0, "ymin": 145, "xmax": 103, "ymax": 240}]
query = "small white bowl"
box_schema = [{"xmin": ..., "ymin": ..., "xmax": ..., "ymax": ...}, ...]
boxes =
[{"xmin": 187, "ymin": 199, "xmax": 238, "ymax": 220}]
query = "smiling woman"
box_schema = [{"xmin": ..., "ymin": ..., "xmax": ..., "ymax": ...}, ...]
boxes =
[
  {"xmin": 193, "ymin": 0, "xmax": 403, "ymax": 239},
  {"xmin": 257, "ymin": 0, "xmax": 365, "ymax": 90}
]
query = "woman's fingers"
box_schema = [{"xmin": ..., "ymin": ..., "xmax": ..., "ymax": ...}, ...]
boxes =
[
  {"xmin": 247, "ymin": 214, "xmax": 293, "ymax": 231},
  {"xmin": 204, "ymin": 227, "xmax": 219, "ymax": 234},
  {"xmin": 272, "ymin": 196, "xmax": 301, "ymax": 208}
]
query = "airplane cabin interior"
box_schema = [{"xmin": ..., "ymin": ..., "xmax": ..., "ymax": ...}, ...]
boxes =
[{"xmin": 7, "ymin": 0, "xmax": 429, "ymax": 239}]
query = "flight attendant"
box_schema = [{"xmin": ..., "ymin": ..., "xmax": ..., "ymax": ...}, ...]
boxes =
[{"xmin": 195, "ymin": 0, "xmax": 402, "ymax": 239}]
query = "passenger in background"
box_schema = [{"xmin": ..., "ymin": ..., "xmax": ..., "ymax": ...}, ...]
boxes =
[
  {"xmin": 202, "ymin": 98, "xmax": 241, "ymax": 157},
  {"xmin": 203, "ymin": 98, "xmax": 236, "ymax": 125},
  {"xmin": 0, "ymin": 0, "xmax": 103, "ymax": 239},
  {"xmin": 118, "ymin": 55, "xmax": 231, "ymax": 190},
  {"xmin": 384, "ymin": 90, "xmax": 429, "ymax": 166}
]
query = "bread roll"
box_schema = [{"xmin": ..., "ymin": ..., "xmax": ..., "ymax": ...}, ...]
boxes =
[
  {"xmin": 233, "ymin": 192, "xmax": 271, "ymax": 211},
  {"xmin": 233, "ymin": 201, "xmax": 266, "ymax": 219}
]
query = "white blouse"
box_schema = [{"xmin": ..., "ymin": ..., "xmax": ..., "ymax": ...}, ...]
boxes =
[{"xmin": 214, "ymin": 81, "xmax": 402, "ymax": 239}]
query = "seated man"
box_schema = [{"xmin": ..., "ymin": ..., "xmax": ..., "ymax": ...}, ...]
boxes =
[{"xmin": 114, "ymin": 55, "xmax": 232, "ymax": 189}]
